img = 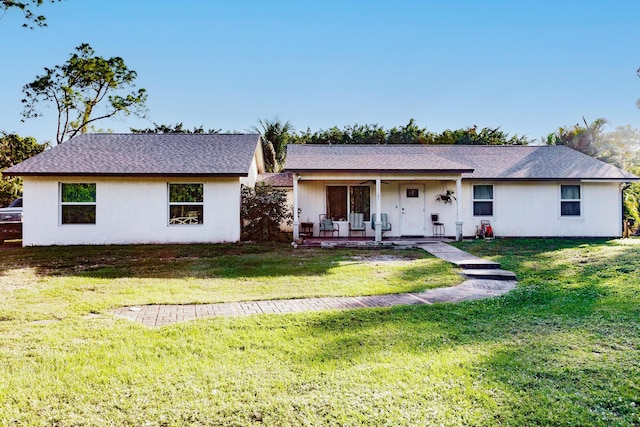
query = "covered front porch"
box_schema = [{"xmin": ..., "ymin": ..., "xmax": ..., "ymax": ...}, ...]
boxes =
[
  {"xmin": 291, "ymin": 174, "xmax": 465, "ymax": 242},
  {"xmin": 293, "ymin": 235, "xmax": 456, "ymax": 249}
]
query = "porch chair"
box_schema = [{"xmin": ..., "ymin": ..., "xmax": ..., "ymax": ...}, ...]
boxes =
[
  {"xmin": 431, "ymin": 213, "xmax": 445, "ymax": 238},
  {"xmin": 348, "ymin": 213, "xmax": 366, "ymax": 237},
  {"xmin": 319, "ymin": 214, "xmax": 339, "ymax": 237},
  {"xmin": 370, "ymin": 213, "xmax": 392, "ymax": 235}
]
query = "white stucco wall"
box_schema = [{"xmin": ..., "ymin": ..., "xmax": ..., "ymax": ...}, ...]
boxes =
[
  {"xmin": 296, "ymin": 178, "xmax": 624, "ymax": 238},
  {"xmin": 240, "ymin": 150, "xmax": 262, "ymax": 188},
  {"xmin": 458, "ymin": 181, "xmax": 622, "ymax": 237},
  {"xmin": 22, "ymin": 176, "xmax": 242, "ymax": 246}
]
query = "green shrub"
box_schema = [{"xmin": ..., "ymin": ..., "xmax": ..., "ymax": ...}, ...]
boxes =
[{"xmin": 241, "ymin": 184, "xmax": 292, "ymax": 241}]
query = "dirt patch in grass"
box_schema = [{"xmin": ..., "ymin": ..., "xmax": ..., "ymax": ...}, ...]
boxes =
[{"xmin": 0, "ymin": 268, "xmax": 39, "ymax": 291}]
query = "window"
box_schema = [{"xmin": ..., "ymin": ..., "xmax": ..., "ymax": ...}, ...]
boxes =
[
  {"xmin": 326, "ymin": 185, "xmax": 370, "ymax": 221},
  {"xmin": 561, "ymin": 185, "xmax": 581, "ymax": 216},
  {"xmin": 61, "ymin": 183, "xmax": 96, "ymax": 224},
  {"xmin": 169, "ymin": 183, "xmax": 203, "ymax": 224},
  {"xmin": 473, "ymin": 185, "xmax": 493, "ymax": 216},
  {"xmin": 350, "ymin": 186, "xmax": 371, "ymax": 219},
  {"xmin": 326, "ymin": 186, "xmax": 347, "ymax": 221},
  {"xmin": 406, "ymin": 188, "xmax": 419, "ymax": 198}
]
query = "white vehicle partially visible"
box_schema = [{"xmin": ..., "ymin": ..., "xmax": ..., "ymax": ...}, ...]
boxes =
[
  {"xmin": 0, "ymin": 197, "xmax": 22, "ymax": 221},
  {"xmin": 0, "ymin": 198, "xmax": 23, "ymax": 244}
]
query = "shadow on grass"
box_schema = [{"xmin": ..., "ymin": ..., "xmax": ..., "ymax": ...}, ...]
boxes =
[
  {"xmin": 292, "ymin": 280, "xmax": 604, "ymax": 363},
  {"xmin": 261, "ymin": 239, "xmax": 638, "ymax": 424},
  {"xmin": 0, "ymin": 242, "xmax": 441, "ymax": 281},
  {"xmin": 278, "ymin": 273, "xmax": 638, "ymax": 424},
  {"xmin": 279, "ymin": 238, "xmax": 639, "ymax": 363}
]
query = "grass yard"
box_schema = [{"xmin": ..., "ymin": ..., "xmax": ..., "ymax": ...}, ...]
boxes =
[
  {"xmin": 0, "ymin": 243, "xmax": 458, "ymax": 322},
  {"xmin": 0, "ymin": 239, "xmax": 639, "ymax": 426}
]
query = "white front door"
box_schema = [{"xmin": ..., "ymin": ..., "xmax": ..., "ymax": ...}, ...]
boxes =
[{"xmin": 400, "ymin": 184, "xmax": 426, "ymax": 236}]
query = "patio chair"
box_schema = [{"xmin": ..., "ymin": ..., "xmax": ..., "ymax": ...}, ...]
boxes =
[
  {"xmin": 348, "ymin": 212, "xmax": 366, "ymax": 237},
  {"xmin": 370, "ymin": 213, "xmax": 392, "ymax": 235},
  {"xmin": 319, "ymin": 214, "xmax": 339, "ymax": 237}
]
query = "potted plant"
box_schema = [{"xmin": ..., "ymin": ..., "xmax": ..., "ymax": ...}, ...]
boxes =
[{"xmin": 436, "ymin": 189, "xmax": 456, "ymax": 204}]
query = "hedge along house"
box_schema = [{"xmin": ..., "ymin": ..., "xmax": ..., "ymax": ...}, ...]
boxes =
[
  {"xmin": 4, "ymin": 133, "xmax": 265, "ymax": 246},
  {"xmin": 284, "ymin": 144, "xmax": 639, "ymax": 241}
]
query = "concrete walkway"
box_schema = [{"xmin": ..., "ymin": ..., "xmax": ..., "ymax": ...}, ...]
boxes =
[{"xmin": 111, "ymin": 242, "xmax": 517, "ymax": 328}]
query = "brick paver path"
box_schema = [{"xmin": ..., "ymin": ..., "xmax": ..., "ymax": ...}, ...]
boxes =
[{"xmin": 111, "ymin": 242, "xmax": 516, "ymax": 328}]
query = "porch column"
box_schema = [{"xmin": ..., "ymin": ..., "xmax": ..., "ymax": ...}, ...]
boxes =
[
  {"xmin": 293, "ymin": 174, "xmax": 300, "ymax": 240},
  {"xmin": 375, "ymin": 177, "xmax": 382, "ymax": 242},
  {"xmin": 455, "ymin": 177, "xmax": 463, "ymax": 241}
]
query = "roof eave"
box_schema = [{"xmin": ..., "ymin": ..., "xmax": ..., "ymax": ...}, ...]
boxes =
[
  {"xmin": 285, "ymin": 168, "xmax": 474, "ymax": 174},
  {"xmin": 5, "ymin": 172, "xmax": 248, "ymax": 178},
  {"xmin": 463, "ymin": 177, "xmax": 640, "ymax": 182}
]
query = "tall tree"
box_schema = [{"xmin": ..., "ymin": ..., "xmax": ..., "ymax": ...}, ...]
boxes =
[
  {"xmin": 252, "ymin": 118, "xmax": 293, "ymax": 172},
  {"xmin": 606, "ymin": 125, "xmax": 640, "ymax": 169},
  {"xmin": 21, "ymin": 43, "xmax": 148, "ymax": 144},
  {"xmin": 1, "ymin": 0, "xmax": 62, "ymax": 28},
  {"xmin": 545, "ymin": 117, "xmax": 624, "ymax": 166},
  {"xmin": 386, "ymin": 118, "xmax": 432, "ymax": 144},
  {"xmin": 0, "ymin": 132, "xmax": 48, "ymax": 205},
  {"xmin": 430, "ymin": 125, "xmax": 530, "ymax": 145},
  {"xmin": 130, "ymin": 122, "xmax": 220, "ymax": 134},
  {"xmin": 608, "ymin": 125, "xmax": 640, "ymax": 226},
  {"xmin": 547, "ymin": 119, "xmax": 640, "ymax": 226},
  {"xmin": 637, "ymin": 66, "xmax": 640, "ymax": 109},
  {"xmin": 291, "ymin": 120, "xmax": 531, "ymax": 146}
]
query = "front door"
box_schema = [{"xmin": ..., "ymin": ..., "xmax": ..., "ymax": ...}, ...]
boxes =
[{"xmin": 400, "ymin": 184, "xmax": 425, "ymax": 236}]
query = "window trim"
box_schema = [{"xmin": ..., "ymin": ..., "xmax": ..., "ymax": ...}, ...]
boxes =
[
  {"xmin": 472, "ymin": 184, "xmax": 494, "ymax": 217},
  {"xmin": 325, "ymin": 184, "xmax": 371, "ymax": 221},
  {"xmin": 560, "ymin": 184, "xmax": 582, "ymax": 217},
  {"xmin": 59, "ymin": 182, "xmax": 97, "ymax": 225},
  {"xmin": 168, "ymin": 182, "xmax": 204, "ymax": 225}
]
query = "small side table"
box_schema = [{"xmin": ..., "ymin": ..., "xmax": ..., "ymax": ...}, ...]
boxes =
[{"xmin": 300, "ymin": 222, "xmax": 314, "ymax": 237}]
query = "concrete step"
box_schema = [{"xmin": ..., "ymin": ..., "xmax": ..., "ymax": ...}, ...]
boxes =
[
  {"xmin": 461, "ymin": 269, "xmax": 516, "ymax": 281},
  {"xmin": 455, "ymin": 259, "xmax": 501, "ymax": 270}
]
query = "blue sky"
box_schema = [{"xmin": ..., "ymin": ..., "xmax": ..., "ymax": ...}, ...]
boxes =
[{"xmin": 1, "ymin": 0, "xmax": 639, "ymax": 144}]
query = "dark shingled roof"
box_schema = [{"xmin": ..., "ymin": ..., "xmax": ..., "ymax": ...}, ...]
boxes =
[
  {"xmin": 257, "ymin": 172, "xmax": 294, "ymax": 187},
  {"xmin": 4, "ymin": 133, "xmax": 261, "ymax": 177},
  {"xmin": 285, "ymin": 144, "xmax": 639, "ymax": 181},
  {"xmin": 285, "ymin": 145, "xmax": 473, "ymax": 173}
]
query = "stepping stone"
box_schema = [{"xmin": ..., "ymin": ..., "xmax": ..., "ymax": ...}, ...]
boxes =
[{"xmin": 460, "ymin": 269, "xmax": 516, "ymax": 281}]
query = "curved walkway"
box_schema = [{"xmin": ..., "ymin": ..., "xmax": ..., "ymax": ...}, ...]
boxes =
[{"xmin": 111, "ymin": 242, "xmax": 517, "ymax": 328}]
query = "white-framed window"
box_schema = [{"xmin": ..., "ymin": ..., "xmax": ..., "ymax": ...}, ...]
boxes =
[
  {"xmin": 326, "ymin": 185, "xmax": 371, "ymax": 221},
  {"xmin": 60, "ymin": 183, "xmax": 96, "ymax": 224},
  {"xmin": 473, "ymin": 184, "xmax": 494, "ymax": 216},
  {"xmin": 169, "ymin": 183, "xmax": 204, "ymax": 225},
  {"xmin": 560, "ymin": 184, "xmax": 581, "ymax": 216}
]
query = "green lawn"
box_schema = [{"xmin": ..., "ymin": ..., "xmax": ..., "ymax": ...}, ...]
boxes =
[{"xmin": 1, "ymin": 239, "xmax": 639, "ymax": 426}]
